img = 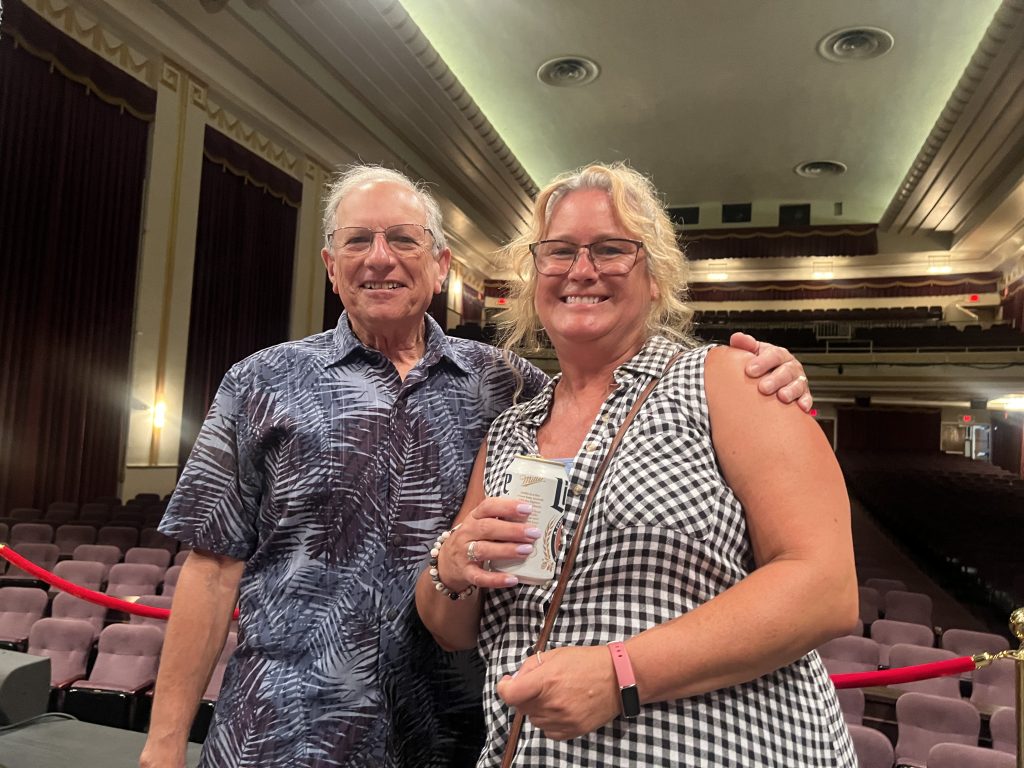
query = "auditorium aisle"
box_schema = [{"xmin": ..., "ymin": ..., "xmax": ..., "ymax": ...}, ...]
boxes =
[{"xmin": 849, "ymin": 495, "xmax": 988, "ymax": 633}]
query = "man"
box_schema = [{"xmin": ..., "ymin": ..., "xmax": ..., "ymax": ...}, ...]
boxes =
[{"xmin": 140, "ymin": 165, "xmax": 811, "ymax": 768}]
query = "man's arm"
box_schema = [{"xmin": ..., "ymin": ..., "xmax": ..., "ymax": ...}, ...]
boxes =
[{"xmin": 140, "ymin": 549, "xmax": 244, "ymax": 768}]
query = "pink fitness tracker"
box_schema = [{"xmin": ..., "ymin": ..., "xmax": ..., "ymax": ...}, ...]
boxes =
[{"xmin": 607, "ymin": 641, "xmax": 640, "ymax": 719}]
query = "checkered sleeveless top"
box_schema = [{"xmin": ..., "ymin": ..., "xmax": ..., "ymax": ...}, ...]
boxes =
[{"xmin": 477, "ymin": 338, "xmax": 856, "ymax": 767}]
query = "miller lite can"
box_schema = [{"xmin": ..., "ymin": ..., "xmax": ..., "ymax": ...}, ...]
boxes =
[{"xmin": 491, "ymin": 455, "xmax": 569, "ymax": 585}]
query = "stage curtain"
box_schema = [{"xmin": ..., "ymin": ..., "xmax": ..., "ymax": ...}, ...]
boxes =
[
  {"xmin": 178, "ymin": 127, "xmax": 300, "ymax": 469},
  {"xmin": 0, "ymin": 2, "xmax": 154, "ymax": 510},
  {"xmin": 1002, "ymin": 276, "xmax": 1024, "ymax": 330}
]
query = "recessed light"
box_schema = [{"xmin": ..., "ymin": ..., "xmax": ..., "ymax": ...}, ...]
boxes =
[
  {"xmin": 795, "ymin": 161, "xmax": 847, "ymax": 178},
  {"xmin": 817, "ymin": 27, "xmax": 894, "ymax": 62},
  {"xmin": 537, "ymin": 56, "xmax": 601, "ymax": 87}
]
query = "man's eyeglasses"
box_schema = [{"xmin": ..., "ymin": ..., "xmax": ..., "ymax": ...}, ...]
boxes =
[
  {"xmin": 529, "ymin": 239, "xmax": 644, "ymax": 276},
  {"xmin": 327, "ymin": 224, "xmax": 435, "ymax": 256}
]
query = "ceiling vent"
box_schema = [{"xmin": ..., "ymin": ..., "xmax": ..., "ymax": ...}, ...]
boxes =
[
  {"xmin": 537, "ymin": 57, "xmax": 601, "ymax": 87},
  {"xmin": 817, "ymin": 27, "xmax": 894, "ymax": 62},
  {"xmin": 795, "ymin": 160, "xmax": 847, "ymax": 178}
]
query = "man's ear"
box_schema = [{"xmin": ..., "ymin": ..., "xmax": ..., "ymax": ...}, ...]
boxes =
[
  {"xmin": 434, "ymin": 247, "xmax": 452, "ymax": 294},
  {"xmin": 322, "ymin": 248, "xmax": 339, "ymax": 295}
]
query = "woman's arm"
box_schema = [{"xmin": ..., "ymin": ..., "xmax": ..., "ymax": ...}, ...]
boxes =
[
  {"xmin": 415, "ymin": 440, "xmax": 538, "ymax": 651},
  {"xmin": 497, "ymin": 345, "xmax": 857, "ymax": 738}
]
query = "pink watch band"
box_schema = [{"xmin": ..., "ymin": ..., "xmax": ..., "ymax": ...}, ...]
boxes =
[
  {"xmin": 607, "ymin": 641, "xmax": 641, "ymax": 718},
  {"xmin": 608, "ymin": 641, "xmax": 636, "ymax": 686}
]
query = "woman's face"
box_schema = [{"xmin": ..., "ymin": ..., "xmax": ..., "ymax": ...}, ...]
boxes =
[{"xmin": 534, "ymin": 188, "xmax": 657, "ymax": 355}]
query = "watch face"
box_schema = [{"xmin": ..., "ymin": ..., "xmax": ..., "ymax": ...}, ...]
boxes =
[{"xmin": 620, "ymin": 684, "xmax": 641, "ymax": 718}]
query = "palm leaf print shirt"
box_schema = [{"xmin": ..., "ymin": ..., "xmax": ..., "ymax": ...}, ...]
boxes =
[{"xmin": 160, "ymin": 313, "xmax": 547, "ymax": 768}]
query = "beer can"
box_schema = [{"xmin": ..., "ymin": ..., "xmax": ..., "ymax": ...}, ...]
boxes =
[{"xmin": 490, "ymin": 455, "xmax": 569, "ymax": 585}]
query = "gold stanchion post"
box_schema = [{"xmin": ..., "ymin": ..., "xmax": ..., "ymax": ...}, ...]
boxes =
[{"xmin": 1012, "ymin": 608, "xmax": 1023, "ymax": 768}]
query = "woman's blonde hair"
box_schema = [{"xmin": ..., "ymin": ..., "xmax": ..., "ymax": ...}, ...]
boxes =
[{"xmin": 498, "ymin": 162, "xmax": 697, "ymax": 353}]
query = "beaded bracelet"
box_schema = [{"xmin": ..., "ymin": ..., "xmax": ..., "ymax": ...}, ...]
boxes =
[{"xmin": 429, "ymin": 524, "xmax": 477, "ymax": 601}]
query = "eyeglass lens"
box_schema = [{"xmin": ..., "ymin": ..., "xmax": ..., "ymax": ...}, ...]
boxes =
[
  {"xmin": 332, "ymin": 224, "xmax": 431, "ymax": 255},
  {"xmin": 533, "ymin": 240, "xmax": 640, "ymax": 275}
]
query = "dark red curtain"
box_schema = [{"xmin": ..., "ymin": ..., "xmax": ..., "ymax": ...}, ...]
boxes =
[
  {"xmin": 691, "ymin": 274, "xmax": 1000, "ymax": 302},
  {"xmin": 837, "ymin": 407, "xmax": 941, "ymax": 454},
  {"xmin": 682, "ymin": 225, "xmax": 878, "ymax": 260},
  {"xmin": 0, "ymin": 3, "xmax": 154, "ymax": 510},
  {"xmin": 178, "ymin": 128, "xmax": 300, "ymax": 468},
  {"xmin": 323, "ymin": 273, "xmax": 343, "ymax": 332}
]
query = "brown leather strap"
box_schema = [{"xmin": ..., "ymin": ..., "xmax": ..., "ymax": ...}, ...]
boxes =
[{"xmin": 499, "ymin": 349, "xmax": 684, "ymax": 767}]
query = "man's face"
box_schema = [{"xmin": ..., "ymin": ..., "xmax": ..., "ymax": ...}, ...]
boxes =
[{"xmin": 321, "ymin": 181, "xmax": 450, "ymax": 340}]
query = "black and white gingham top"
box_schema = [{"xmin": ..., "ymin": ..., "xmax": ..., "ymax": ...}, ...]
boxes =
[{"xmin": 477, "ymin": 338, "xmax": 856, "ymax": 767}]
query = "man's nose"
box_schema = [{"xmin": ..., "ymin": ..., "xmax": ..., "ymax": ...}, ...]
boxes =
[{"xmin": 365, "ymin": 231, "xmax": 394, "ymax": 264}]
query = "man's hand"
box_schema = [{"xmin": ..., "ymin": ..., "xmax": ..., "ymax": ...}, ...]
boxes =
[{"xmin": 728, "ymin": 332, "xmax": 813, "ymax": 412}]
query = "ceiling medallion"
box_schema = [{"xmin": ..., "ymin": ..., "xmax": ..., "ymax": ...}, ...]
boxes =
[
  {"xmin": 537, "ymin": 56, "xmax": 601, "ymax": 87},
  {"xmin": 817, "ymin": 27, "xmax": 894, "ymax": 62},
  {"xmin": 795, "ymin": 160, "xmax": 848, "ymax": 178}
]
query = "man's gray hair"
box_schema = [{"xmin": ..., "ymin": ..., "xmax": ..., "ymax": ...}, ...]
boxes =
[{"xmin": 321, "ymin": 164, "xmax": 447, "ymax": 254}]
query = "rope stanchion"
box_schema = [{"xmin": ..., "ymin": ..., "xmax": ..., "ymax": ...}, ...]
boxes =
[{"xmin": 0, "ymin": 543, "xmax": 239, "ymax": 620}]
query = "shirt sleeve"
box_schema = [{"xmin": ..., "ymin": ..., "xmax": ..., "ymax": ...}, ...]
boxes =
[{"xmin": 158, "ymin": 364, "xmax": 261, "ymax": 561}]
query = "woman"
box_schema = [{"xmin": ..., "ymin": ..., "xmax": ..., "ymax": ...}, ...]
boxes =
[{"xmin": 416, "ymin": 163, "xmax": 858, "ymax": 766}]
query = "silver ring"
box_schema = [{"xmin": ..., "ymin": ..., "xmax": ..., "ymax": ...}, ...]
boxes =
[
  {"xmin": 535, "ymin": 651, "xmax": 543, "ymax": 666},
  {"xmin": 797, "ymin": 375, "xmax": 808, "ymax": 383},
  {"xmin": 467, "ymin": 540, "xmax": 480, "ymax": 563}
]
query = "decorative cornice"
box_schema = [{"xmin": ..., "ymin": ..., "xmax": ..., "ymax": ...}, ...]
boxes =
[
  {"xmin": 22, "ymin": 0, "xmax": 154, "ymax": 85},
  {"xmin": 203, "ymin": 93, "xmax": 300, "ymax": 180},
  {"xmin": 880, "ymin": 0, "xmax": 1024, "ymax": 230},
  {"xmin": 374, "ymin": 0, "xmax": 538, "ymax": 199},
  {"xmin": 159, "ymin": 60, "xmax": 181, "ymax": 92}
]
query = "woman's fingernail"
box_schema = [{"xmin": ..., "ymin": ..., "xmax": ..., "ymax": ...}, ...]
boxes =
[
  {"xmin": 503, "ymin": 575, "xmax": 519, "ymax": 586},
  {"xmin": 524, "ymin": 527, "xmax": 542, "ymax": 539},
  {"xmin": 515, "ymin": 543, "xmax": 534, "ymax": 555},
  {"xmin": 748, "ymin": 363, "xmax": 763, "ymax": 375},
  {"xmin": 515, "ymin": 503, "xmax": 533, "ymax": 515}
]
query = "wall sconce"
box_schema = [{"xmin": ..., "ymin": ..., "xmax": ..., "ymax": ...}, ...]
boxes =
[{"xmin": 153, "ymin": 400, "xmax": 167, "ymax": 430}]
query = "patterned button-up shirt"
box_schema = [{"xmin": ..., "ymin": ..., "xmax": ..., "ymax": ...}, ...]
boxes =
[{"xmin": 160, "ymin": 313, "xmax": 547, "ymax": 768}]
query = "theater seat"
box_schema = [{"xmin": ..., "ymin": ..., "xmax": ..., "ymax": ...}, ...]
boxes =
[
  {"xmin": 161, "ymin": 565, "xmax": 182, "ymax": 597},
  {"xmin": 27, "ymin": 617, "xmax": 94, "ymax": 689},
  {"xmin": 927, "ymin": 743, "xmax": 1015, "ymax": 767},
  {"xmin": 884, "ymin": 590, "xmax": 934, "ymax": 628},
  {"xmin": 871, "ymin": 619, "xmax": 934, "ymax": 665},
  {"xmin": 105, "ymin": 563, "xmax": 164, "ymax": 598},
  {"xmin": 9, "ymin": 522, "xmax": 54, "ymax": 546},
  {"xmin": 51, "ymin": 592, "xmax": 107, "ymax": 641},
  {"xmin": 989, "ymin": 706, "xmax": 1016, "ymax": 755},
  {"xmin": 0, "ymin": 543, "xmax": 59, "ymax": 588},
  {"xmin": 51, "ymin": 560, "xmax": 105, "ymax": 596},
  {"xmin": 848, "ymin": 723, "xmax": 894, "ymax": 768},
  {"xmin": 894, "ymin": 692, "xmax": 979, "ymax": 768},
  {"xmin": 54, "ymin": 525, "xmax": 97, "ymax": 558},
  {"xmin": 818, "ymin": 635, "xmax": 880, "ymax": 675},
  {"xmin": 0, "ymin": 586, "xmax": 49, "ymax": 650},
  {"xmin": 129, "ymin": 595, "xmax": 173, "ymax": 635},
  {"xmin": 124, "ymin": 546, "xmax": 171, "ymax": 571},
  {"xmin": 63, "ymin": 623, "xmax": 163, "ymax": 729},
  {"xmin": 189, "ymin": 631, "xmax": 238, "ymax": 742},
  {"xmin": 71, "ymin": 544, "xmax": 122, "ymax": 579},
  {"xmin": 971, "ymin": 658, "xmax": 1016, "ymax": 709}
]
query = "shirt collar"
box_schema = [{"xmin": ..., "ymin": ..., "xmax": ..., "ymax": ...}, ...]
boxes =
[{"xmin": 327, "ymin": 311, "xmax": 473, "ymax": 375}]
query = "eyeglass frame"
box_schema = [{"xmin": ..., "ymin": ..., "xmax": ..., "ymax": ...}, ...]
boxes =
[
  {"xmin": 528, "ymin": 238, "xmax": 645, "ymax": 276},
  {"xmin": 326, "ymin": 223, "xmax": 438, "ymax": 257}
]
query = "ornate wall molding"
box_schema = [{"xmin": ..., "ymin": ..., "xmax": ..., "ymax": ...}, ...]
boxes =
[
  {"xmin": 23, "ymin": 0, "xmax": 154, "ymax": 85},
  {"xmin": 374, "ymin": 0, "xmax": 538, "ymax": 199},
  {"xmin": 880, "ymin": 0, "xmax": 1024, "ymax": 232},
  {"xmin": 203, "ymin": 94, "xmax": 301, "ymax": 180}
]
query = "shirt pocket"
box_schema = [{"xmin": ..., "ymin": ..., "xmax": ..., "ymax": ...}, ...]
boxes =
[{"xmin": 599, "ymin": 416, "xmax": 716, "ymax": 540}]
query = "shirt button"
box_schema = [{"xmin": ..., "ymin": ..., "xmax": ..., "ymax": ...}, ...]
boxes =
[
  {"xmin": 386, "ymin": 608, "xmax": 399, "ymax": 621},
  {"xmin": 389, "ymin": 534, "xmax": 402, "ymax": 546},
  {"xmin": 571, "ymin": 484, "xmax": 584, "ymax": 495},
  {"xmin": 585, "ymin": 440, "xmax": 599, "ymax": 452}
]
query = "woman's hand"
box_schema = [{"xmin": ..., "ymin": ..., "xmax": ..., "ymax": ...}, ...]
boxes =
[
  {"xmin": 437, "ymin": 497, "xmax": 541, "ymax": 592},
  {"xmin": 496, "ymin": 646, "xmax": 621, "ymax": 741}
]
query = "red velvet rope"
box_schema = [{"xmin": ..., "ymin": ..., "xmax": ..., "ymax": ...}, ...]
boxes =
[
  {"xmin": 0, "ymin": 545, "xmax": 991, "ymax": 687},
  {"xmin": 0, "ymin": 543, "xmax": 239, "ymax": 620},
  {"xmin": 830, "ymin": 656, "xmax": 976, "ymax": 689}
]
